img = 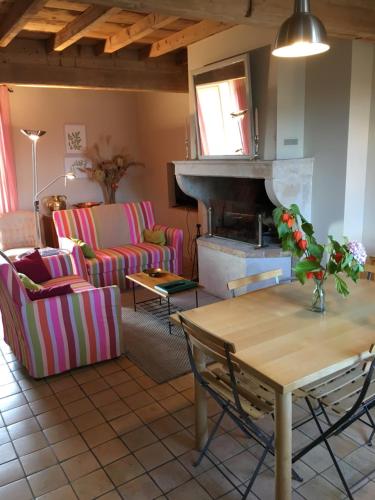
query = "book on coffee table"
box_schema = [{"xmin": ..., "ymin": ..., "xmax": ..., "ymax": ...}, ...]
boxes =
[{"xmin": 154, "ymin": 279, "xmax": 198, "ymax": 294}]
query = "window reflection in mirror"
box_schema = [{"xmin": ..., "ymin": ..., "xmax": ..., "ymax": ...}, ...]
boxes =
[{"xmin": 193, "ymin": 56, "xmax": 254, "ymax": 158}]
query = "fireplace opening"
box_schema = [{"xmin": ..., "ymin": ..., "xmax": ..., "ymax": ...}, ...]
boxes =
[{"xmin": 207, "ymin": 178, "xmax": 278, "ymax": 245}]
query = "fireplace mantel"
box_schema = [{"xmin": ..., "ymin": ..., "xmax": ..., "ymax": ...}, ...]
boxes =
[{"xmin": 173, "ymin": 158, "xmax": 313, "ymax": 219}]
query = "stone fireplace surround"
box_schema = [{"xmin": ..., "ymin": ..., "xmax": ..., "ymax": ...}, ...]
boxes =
[{"xmin": 173, "ymin": 158, "xmax": 313, "ymax": 297}]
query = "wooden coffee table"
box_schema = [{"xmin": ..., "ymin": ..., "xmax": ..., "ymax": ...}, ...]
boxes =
[{"xmin": 126, "ymin": 270, "xmax": 199, "ymax": 334}]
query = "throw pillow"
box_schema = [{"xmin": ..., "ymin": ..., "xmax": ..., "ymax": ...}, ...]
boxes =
[
  {"xmin": 143, "ymin": 229, "xmax": 166, "ymax": 246},
  {"xmin": 18, "ymin": 273, "xmax": 42, "ymax": 291},
  {"xmin": 26, "ymin": 284, "xmax": 73, "ymax": 301},
  {"xmin": 14, "ymin": 249, "xmax": 52, "ymax": 283},
  {"xmin": 70, "ymin": 238, "xmax": 96, "ymax": 258}
]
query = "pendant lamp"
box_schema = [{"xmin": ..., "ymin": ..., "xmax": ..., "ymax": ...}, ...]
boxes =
[{"xmin": 272, "ymin": 0, "xmax": 330, "ymax": 58}]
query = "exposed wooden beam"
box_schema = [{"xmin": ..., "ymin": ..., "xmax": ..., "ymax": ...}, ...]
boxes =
[
  {"xmin": 76, "ymin": 0, "xmax": 375, "ymax": 42},
  {"xmin": 0, "ymin": 0, "xmax": 48, "ymax": 47},
  {"xmin": 148, "ymin": 20, "xmax": 232, "ymax": 58},
  {"xmin": 0, "ymin": 39, "xmax": 188, "ymax": 93},
  {"xmin": 103, "ymin": 13, "xmax": 178, "ymax": 53},
  {"xmin": 52, "ymin": 6, "xmax": 121, "ymax": 51}
]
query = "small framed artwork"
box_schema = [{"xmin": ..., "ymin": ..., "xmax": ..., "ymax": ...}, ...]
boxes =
[
  {"xmin": 64, "ymin": 156, "xmax": 91, "ymax": 178},
  {"xmin": 65, "ymin": 124, "xmax": 86, "ymax": 154}
]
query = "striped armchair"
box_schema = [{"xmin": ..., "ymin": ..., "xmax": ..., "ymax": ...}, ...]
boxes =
[
  {"xmin": 53, "ymin": 201, "xmax": 183, "ymax": 290},
  {"xmin": 0, "ymin": 253, "xmax": 122, "ymax": 378}
]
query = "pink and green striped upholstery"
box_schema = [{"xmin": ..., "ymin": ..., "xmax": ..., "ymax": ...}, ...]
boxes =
[
  {"xmin": 0, "ymin": 255, "xmax": 122, "ymax": 378},
  {"xmin": 53, "ymin": 202, "xmax": 183, "ymax": 288},
  {"xmin": 53, "ymin": 207, "xmax": 99, "ymax": 249}
]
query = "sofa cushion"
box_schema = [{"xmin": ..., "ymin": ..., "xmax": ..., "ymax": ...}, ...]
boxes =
[
  {"xmin": 86, "ymin": 243, "xmax": 176, "ymax": 276},
  {"xmin": 14, "ymin": 250, "xmax": 52, "ymax": 283},
  {"xmin": 43, "ymin": 274, "xmax": 96, "ymax": 293},
  {"xmin": 91, "ymin": 204, "xmax": 132, "ymax": 248},
  {"xmin": 123, "ymin": 201, "xmax": 155, "ymax": 244},
  {"xmin": 27, "ymin": 284, "xmax": 73, "ymax": 301}
]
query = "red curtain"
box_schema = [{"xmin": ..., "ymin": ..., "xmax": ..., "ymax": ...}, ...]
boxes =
[
  {"xmin": 0, "ymin": 86, "xmax": 18, "ymax": 212},
  {"xmin": 230, "ymin": 79, "xmax": 251, "ymax": 155}
]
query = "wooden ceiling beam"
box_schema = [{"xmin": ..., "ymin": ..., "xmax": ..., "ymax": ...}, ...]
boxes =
[
  {"xmin": 103, "ymin": 13, "xmax": 178, "ymax": 54},
  {"xmin": 52, "ymin": 5, "xmax": 122, "ymax": 51},
  {"xmin": 0, "ymin": 0, "xmax": 48, "ymax": 47},
  {"xmin": 76, "ymin": 0, "xmax": 375, "ymax": 42},
  {"xmin": 148, "ymin": 20, "xmax": 232, "ymax": 58}
]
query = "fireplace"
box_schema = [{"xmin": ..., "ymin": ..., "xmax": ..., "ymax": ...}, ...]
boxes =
[
  {"xmin": 206, "ymin": 177, "xmax": 277, "ymax": 245},
  {"xmin": 172, "ymin": 158, "xmax": 313, "ymax": 298}
]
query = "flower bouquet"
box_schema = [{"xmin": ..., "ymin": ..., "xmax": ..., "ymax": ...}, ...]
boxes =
[
  {"xmin": 80, "ymin": 137, "xmax": 144, "ymax": 204},
  {"xmin": 273, "ymin": 204, "xmax": 366, "ymax": 312}
]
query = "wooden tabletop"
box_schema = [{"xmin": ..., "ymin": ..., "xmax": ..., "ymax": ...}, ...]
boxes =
[
  {"xmin": 126, "ymin": 271, "xmax": 194, "ymax": 297},
  {"xmin": 177, "ymin": 279, "xmax": 375, "ymax": 394}
]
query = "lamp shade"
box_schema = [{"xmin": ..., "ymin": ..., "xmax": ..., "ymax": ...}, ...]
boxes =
[
  {"xmin": 272, "ymin": 0, "xmax": 329, "ymax": 58},
  {"xmin": 20, "ymin": 129, "xmax": 46, "ymax": 141}
]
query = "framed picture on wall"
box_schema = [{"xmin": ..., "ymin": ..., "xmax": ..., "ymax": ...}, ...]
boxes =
[
  {"xmin": 64, "ymin": 156, "xmax": 91, "ymax": 178},
  {"xmin": 65, "ymin": 124, "xmax": 86, "ymax": 154}
]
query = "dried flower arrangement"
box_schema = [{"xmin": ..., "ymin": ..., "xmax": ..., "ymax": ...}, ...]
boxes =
[{"xmin": 79, "ymin": 136, "xmax": 144, "ymax": 204}]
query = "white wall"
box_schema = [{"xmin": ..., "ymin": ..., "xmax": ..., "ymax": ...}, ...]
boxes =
[
  {"xmin": 304, "ymin": 39, "xmax": 352, "ymax": 241},
  {"xmin": 10, "ymin": 87, "xmax": 145, "ymax": 210},
  {"xmin": 135, "ymin": 91, "xmax": 198, "ymax": 274}
]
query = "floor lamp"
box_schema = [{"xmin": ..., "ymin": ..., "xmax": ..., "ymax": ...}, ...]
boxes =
[
  {"xmin": 20, "ymin": 129, "xmax": 46, "ymax": 248},
  {"xmin": 33, "ymin": 172, "xmax": 76, "ymax": 248}
]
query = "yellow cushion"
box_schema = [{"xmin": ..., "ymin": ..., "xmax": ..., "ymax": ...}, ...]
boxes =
[{"xmin": 143, "ymin": 229, "xmax": 166, "ymax": 246}]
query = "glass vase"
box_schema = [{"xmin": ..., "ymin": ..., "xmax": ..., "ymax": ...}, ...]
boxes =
[{"xmin": 312, "ymin": 279, "xmax": 325, "ymax": 313}]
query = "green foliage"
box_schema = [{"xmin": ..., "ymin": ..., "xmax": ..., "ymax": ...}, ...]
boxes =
[{"xmin": 272, "ymin": 204, "xmax": 365, "ymax": 299}]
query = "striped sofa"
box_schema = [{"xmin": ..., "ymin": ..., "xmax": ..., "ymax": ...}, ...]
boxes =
[
  {"xmin": 53, "ymin": 201, "xmax": 183, "ymax": 290},
  {"xmin": 0, "ymin": 253, "xmax": 122, "ymax": 378}
]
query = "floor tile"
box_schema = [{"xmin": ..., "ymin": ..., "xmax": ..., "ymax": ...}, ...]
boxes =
[
  {"xmin": 96, "ymin": 361, "xmax": 121, "ymax": 377},
  {"xmin": 20, "ymin": 446, "xmax": 57, "ymax": 475},
  {"xmin": 98, "ymin": 490, "xmax": 121, "ymax": 500},
  {"xmin": 147, "ymin": 383, "xmax": 177, "ymax": 400},
  {"xmin": 159, "ymin": 394, "xmax": 191, "ymax": 413},
  {"xmin": 71, "ymin": 367, "xmax": 100, "ymax": 385},
  {"xmin": 81, "ymin": 377, "xmax": 110, "ymax": 396},
  {"xmin": 121, "ymin": 425, "xmax": 158, "ymax": 452},
  {"xmin": 167, "ymin": 478, "xmax": 211, "ymax": 500},
  {"xmin": 0, "ymin": 477, "xmax": 33, "ymax": 499},
  {"xmin": 24, "ymin": 385, "xmax": 53, "ymax": 403},
  {"xmin": 29, "ymin": 395, "xmax": 60, "ymax": 415},
  {"xmin": 71, "ymin": 469, "xmax": 114, "ymax": 500},
  {"xmin": 65, "ymin": 398, "xmax": 95, "ymax": 418},
  {"xmin": 36, "ymin": 408, "xmax": 69, "ymax": 429},
  {"xmin": 72, "ymin": 409, "xmax": 105, "ymax": 432},
  {"xmin": 150, "ymin": 459, "xmax": 191, "ymax": 492},
  {"xmin": 2, "ymin": 403, "xmax": 32, "ymax": 425},
  {"xmin": 61, "ymin": 450, "xmax": 100, "ymax": 482},
  {"xmin": 105, "ymin": 455, "xmax": 145, "ymax": 486},
  {"xmin": 112, "ymin": 380, "xmax": 142, "ymax": 398},
  {"xmin": 13, "ymin": 430, "xmax": 48, "ymax": 456},
  {"xmin": 36, "ymin": 483, "xmax": 77, "ymax": 500},
  {"xmin": 110, "ymin": 413, "xmax": 143, "ymax": 435},
  {"xmin": 134, "ymin": 442, "xmax": 173, "ymax": 471},
  {"xmin": 92, "ymin": 438, "xmax": 129, "ymax": 466},
  {"xmin": 0, "ymin": 426, "xmax": 10, "ymax": 444},
  {"xmin": 149, "ymin": 415, "xmax": 184, "ymax": 439},
  {"xmin": 197, "ymin": 466, "xmax": 236, "ymax": 498},
  {"xmin": 7, "ymin": 416, "xmax": 40, "ymax": 440},
  {"xmin": 123, "ymin": 391, "xmax": 154, "ymax": 411},
  {"xmin": 82, "ymin": 422, "xmax": 116, "ymax": 448},
  {"xmin": 0, "ymin": 393, "xmax": 27, "ymax": 413},
  {"xmin": 48, "ymin": 375, "xmax": 78, "ymax": 394},
  {"xmin": 0, "ymin": 381, "xmax": 21, "ymax": 399},
  {"xmin": 52, "ymin": 434, "xmax": 88, "ymax": 461},
  {"xmin": 163, "ymin": 429, "xmax": 195, "ymax": 457},
  {"xmin": 117, "ymin": 473, "xmax": 162, "ymax": 499},
  {"xmin": 0, "ymin": 440, "xmax": 16, "ymax": 463},
  {"xmin": 56, "ymin": 386, "xmax": 86, "ymax": 405},
  {"xmin": 209, "ymin": 433, "xmax": 244, "ymax": 462},
  {"xmin": 297, "ymin": 473, "xmax": 344, "ymax": 499},
  {"xmin": 135, "ymin": 402, "xmax": 167, "ymax": 424},
  {"xmin": 100, "ymin": 400, "xmax": 130, "ymax": 421},
  {"xmin": 43, "ymin": 420, "xmax": 78, "ymax": 444},
  {"xmin": 103, "ymin": 370, "xmax": 131, "ymax": 387},
  {"xmin": 28, "ymin": 464, "xmax": 68, "ymax": 497},
  {"xmin": 0, "ymin": 458, "xmax": 24, "ymax": 486}
]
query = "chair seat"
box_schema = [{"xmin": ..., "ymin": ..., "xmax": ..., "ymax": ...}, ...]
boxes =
[
  {"xmin": 300, "ymin": 363, "xmax": 375, "ymax": 414},
  {"xmin": 42, "ymin": 275, "xmax": 96, "ymax": 293},
  {"xmin": 86, "ymin": 243, "xmax": 176, "ymax": 275}
]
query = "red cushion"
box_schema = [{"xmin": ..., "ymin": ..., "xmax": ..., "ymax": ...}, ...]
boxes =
[
  {"xmin": 14, "ymin": 250, "xmax": 52, "ymax": 284},
  {"xmin": 26, "ymin": 284, "xmax": 73, "ymax": 301}
]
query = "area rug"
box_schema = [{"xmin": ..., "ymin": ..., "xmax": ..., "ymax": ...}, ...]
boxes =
[{"xmin": 121, "ymin": 289, "xmax": 219, "ymax": 383}]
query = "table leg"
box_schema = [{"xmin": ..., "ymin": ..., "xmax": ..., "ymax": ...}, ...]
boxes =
[
  {"xmin": 195, "ymin": 289, "xmax": 199, "ymax": 308},
  {"xmin": 193, "ymin": 345, "xmax": 208, "ymax": 450},
  {"xmin": 132, "ymin": 282, "xmax": 136, "ymax": 312},
  {"xmin": 275, "ymin": 391, "xmax": 292, "ymax": 500}
]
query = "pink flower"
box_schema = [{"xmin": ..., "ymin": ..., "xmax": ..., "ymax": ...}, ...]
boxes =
[{"xmin": 347, "ymin": 241, "xmax": 367, "ymax": 266}]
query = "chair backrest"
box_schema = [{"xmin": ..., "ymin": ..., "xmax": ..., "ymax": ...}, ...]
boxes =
[
  {"xmin": 0, "ymin": 255, "xmax": 29, "ymax": 307},
  {"xmin": 364, "ymin": 262, "xmax": 375, "ymax": 281},
  {"xmin": 227, "ymin": 269, "xmax": 283, "ymax": 297},
  {"xmin": 0, "ymin": 211, "xmax": 36, "ymax": 251}
]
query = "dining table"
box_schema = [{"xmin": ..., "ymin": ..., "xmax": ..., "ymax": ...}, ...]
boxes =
[{"xmin": 175, "ymin": 278, "xmax": 375, "ymax": 500}]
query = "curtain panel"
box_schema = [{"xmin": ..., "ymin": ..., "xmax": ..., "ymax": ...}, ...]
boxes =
[{"xmin": 0, "ymin": 86, "xmax": 18, "ymax": 213}]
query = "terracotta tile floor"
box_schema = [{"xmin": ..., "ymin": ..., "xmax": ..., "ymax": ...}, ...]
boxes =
[{"xmin": 1, "ymin": 340, "xmax": 375, "ymax": 499}]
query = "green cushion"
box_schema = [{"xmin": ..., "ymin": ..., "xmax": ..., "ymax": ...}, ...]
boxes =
[
  {"xmin": 143, "ymin": 229, "xmax": 166, "ymax": 246},
  {"xmin": 71, "ymin": 238, "xmax": 96, "ymax": 258},
  {"xmin": 18, "ymin": 273, "xmax": 42, "ymax": 291}
]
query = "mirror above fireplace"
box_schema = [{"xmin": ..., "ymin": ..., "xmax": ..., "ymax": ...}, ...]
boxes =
[{"xmin": 192, "ymin": 54, "xmax": 255, "ymax": 159}]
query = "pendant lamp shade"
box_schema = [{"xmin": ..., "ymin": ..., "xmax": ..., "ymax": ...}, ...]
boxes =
[{"xmin": 272, "ymin": 0, "xmax": 330, "ymax": 58}]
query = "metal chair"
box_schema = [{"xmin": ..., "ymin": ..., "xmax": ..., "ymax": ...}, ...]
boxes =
[
  {"xmin": 227, "ymin": 269, "xmax": 283, "ymax": 297},
  {"xmin": 293, "ymin": 345, "xmax": 375, "ymax": 499},
  {"xmin": 179, "ymin": 313, "xmax": 302, "ymax": 499}
]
